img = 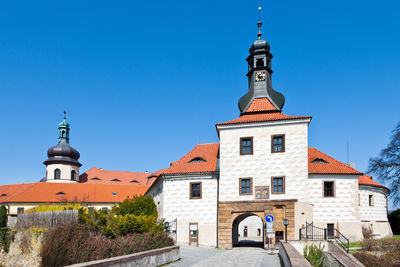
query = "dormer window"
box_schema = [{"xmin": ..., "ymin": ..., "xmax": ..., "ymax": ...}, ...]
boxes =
[
  {"xmin": 56, "ymin": 192, "xmax": 65, "ymax": 196},
  {"xmin": 90, "ymin": 177, "xmax": 102, "ymax": 181},
  {"xmin": 189, "ymin": 157, "xmax": 206, "ymax": 163},
  {"xmin": 111, "ymin": 179, "xmax": 121, "ymax": 182},
  {"xmin": 312, "ymin": 158, "xmax": 328, "ymax": 164},
  {"xmin": 0, "ymin": 194, "xmax": 7, "ymax": 197},
  {"xmin": 112, "ymin": 192, "xmax": 117, "ymax": 196},
  {"xmin": 130, "ymin": 180, "xmax": 139, "ymax": 183}
]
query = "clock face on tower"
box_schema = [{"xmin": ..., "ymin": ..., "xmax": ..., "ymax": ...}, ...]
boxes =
[{"xmin": 255, "ymin": 71, "xmax": 266, "ymax": 82}]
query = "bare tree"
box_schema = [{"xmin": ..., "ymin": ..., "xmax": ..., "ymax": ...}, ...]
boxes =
[{"xmin": 368, "ymin": 122, "xmax": 400, "ymax": 205}]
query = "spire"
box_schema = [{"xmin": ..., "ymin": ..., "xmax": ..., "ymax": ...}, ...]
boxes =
[
  {"xmin": 58, "ymin": 111, "xmax": 70, "ymax": 143},
  {"xmin": 257, "ymin": 5, "xmax": 262, "ymax": 39}
]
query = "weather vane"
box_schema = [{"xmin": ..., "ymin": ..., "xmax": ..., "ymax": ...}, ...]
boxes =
[{"xmin": 257, "ymin": 4, "xmax": 263, "ymax": 39}]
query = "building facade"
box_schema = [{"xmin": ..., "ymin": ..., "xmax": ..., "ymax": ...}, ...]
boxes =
[{"xmin": 146, "ymin": 20, "xmax": 392, "ymax": 248}]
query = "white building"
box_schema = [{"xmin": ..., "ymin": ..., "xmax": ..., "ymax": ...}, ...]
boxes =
[{"xmin": 146, "ymin": 20, "xmax": 392, "ymax": 248}]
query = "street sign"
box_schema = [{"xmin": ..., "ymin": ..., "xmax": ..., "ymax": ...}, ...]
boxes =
[
  {"xmin": 265, "ymin": 215, "xmax": 274, "ymax": 222},
  {"xmin": 266, "ymin": 222, "xmax": 274, "ymax": 233},
  {"xmin": 268, "ymin": 233, "xmax": 275, "ymax": 238}
]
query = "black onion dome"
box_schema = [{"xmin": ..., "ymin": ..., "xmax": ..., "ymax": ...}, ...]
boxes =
[
  {"xmin": 44, "ymin": 140, "xmax": 82, "ymax": 167},
  {"xmin": 249, "ymin": 39, "xmax": 270, "ymax": 53}
]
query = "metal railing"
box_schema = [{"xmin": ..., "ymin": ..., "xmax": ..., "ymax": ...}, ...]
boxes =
[
  {"xmin": 165, "ymin": 218, "xmax": 177, "ymax": 242},
  {"xmin": 299, "ymin": 222, "xmax": 349, "ymax": 253}
]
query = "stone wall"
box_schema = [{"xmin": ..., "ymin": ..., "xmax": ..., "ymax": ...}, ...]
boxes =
[
  {"xmin": 66, "ymin": 245, "xmax": 180, "ymax": 267},
  {"xmin": 218, "ymin": 199, "xmax": 296, "ymax": 249},
  {"xmin": 278, "ymin": 242, "xmax": 311, "ymax": 267},
  {"xmin": 0, "ymin": 230, "xmax": 44, "ymax": 267}
]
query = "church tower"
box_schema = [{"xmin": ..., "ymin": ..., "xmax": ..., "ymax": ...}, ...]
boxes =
[{"xmin": 43, "ymin": 112, "xmax": 82, "ymax": 183}]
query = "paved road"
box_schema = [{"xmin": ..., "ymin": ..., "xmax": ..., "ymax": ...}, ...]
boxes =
[{"xmin": 169, "ymin": 245, "xmax": 282, "ymax": 267}]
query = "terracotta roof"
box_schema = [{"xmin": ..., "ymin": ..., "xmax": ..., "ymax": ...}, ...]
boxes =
[
  {"xmin": 245, "ymin": 98, "xmax": 277, "ymax": 113},
  {"xmin": 358, "ymin": 175, "xmax": 389, "ymax": 190},
  {"xmin": 80, "ymin": 167, "xmax": 151, "ymax": 186},
  {"xmin": 161, "ymin": 143, "xmax": 219, "ymax": 175},
  {"xmin": 217, "ymin": 111, "xmax": 311, "ymax": 126},
  {"xmin": 0, "ymin": 183, "xmax": 36, "ymax": 203},
  {"xmin": 308, "ymin": 147, "xmax": 362, "ymax": 175},
  {"xmin": 0, "ymin": 183, "xmax": 148, "ymax": 203}
]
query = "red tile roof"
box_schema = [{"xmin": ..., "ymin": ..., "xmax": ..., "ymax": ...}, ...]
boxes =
[
  {"xmin": 308, "ymin": 147, "xmax": 363, "ymax": 175},
  {"xmin": 358, "ymin": 175, "xmax": 388, "ymax": 190},
  {"xmin": 161, "ymin": 143, "xmax": 219, "ymax": 175},
  {"xmin": 0, "ymin": 183, "xmax": 148, "ymax": 204},
  {"xmin": 80, "ymin": 167, "xmax": 151, "ymax": 186},
  {"xmin": 217, "ymin": 111, "xmax": 311, "ymax": 126},
  {"xmin": 246, "ymin": 98, "xmax": 278, "ymax": 112}
]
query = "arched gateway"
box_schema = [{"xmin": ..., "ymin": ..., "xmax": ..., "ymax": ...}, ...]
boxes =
[
  {"xmin": 218, "ymin": 200, "xmax": 296, "ymax": 249},
  {"xmin": 232, "ymin": 213, "xmax": 264, "ymax": 247}
]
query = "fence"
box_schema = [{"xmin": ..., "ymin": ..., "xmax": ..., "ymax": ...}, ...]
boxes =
[
  {"xmin": 17, "ymin": 210, "xmax": 79, "ymax": 229},
  {"xmin": 299, "ymin": 222, "xmax": 349, "ymax": 253}
]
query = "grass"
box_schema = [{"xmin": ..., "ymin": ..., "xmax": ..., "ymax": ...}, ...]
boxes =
[{"xmin": 349, "ymin": 241, "xmax": 361, "ymax": 248}]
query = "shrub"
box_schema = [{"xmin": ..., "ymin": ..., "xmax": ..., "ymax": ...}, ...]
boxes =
[
  {"xmin": 112, "ymin": 196, "xmax": 157, "ymax": 216},
  {"xmin": 41, "ymin": 223, "xmax": 173, "ymax": 267},
  {"xmin": 0, "ymin": 227, "xmax": 15, "ymax": 253},
  {"xmin": 361, "ymin": 238, "xmax": 377, "ymax": 251},
  {"xmin": 80, "ymin": 209, "xmax": 164, "ymax": 237},
  {"xmin": 0, "ymin": 206, "xmax": 7, "ymax": 227},
  {"xmin": 388, "ymin": 209, "xmax": 400, "ymax": 235},
  {"xmin": 362, "ymin": 225, "xmax": 373, "ymax": 239},
  {"xmin": 303, "ymin": 243, "xmax": 325, "ymax": 267},
  {"xmin": 26, "ymin": 203, "xmax": 87, "ymax": 213}
]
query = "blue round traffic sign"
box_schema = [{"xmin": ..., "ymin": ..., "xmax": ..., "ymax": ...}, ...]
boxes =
[{"xmin": 265, "ymin": 215, "xmax": 274, "ymax": 222}]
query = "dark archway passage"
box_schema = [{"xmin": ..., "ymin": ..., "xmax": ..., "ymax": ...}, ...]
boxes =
[{"xmin": 232, "ymin": 213, "xmax": 264, "ymax": 248}]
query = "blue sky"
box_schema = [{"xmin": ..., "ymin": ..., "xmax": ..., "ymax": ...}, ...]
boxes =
[{"xmin": 0, "ymin": 1, "xmax": 399, "ymax": 208}]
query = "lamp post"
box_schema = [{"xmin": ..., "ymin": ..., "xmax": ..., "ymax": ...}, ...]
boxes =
[
  {"xmin": 283, "ymin": 219, "xmax": 289, "ymax": 243},
  {"xmin": 164, "ymin": 221, "xmax": 170, "ymax": 233}
]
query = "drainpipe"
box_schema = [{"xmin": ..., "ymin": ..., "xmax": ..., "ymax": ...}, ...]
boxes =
[{"xmin": 216, "ymin": 173, "xmax": 219, "ymax": 248}]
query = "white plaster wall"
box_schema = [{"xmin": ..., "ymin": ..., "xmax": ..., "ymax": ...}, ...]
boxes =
[
  {"xmin": 146, "ymin": 179, "xmax": 164, "ymax": 219},
  {"xmin": 238, "ymin": 215, "xmax": 263, "ymax": 238},
  {"xmin": 46, "ymin": 164, "xmax": 79, "ymax": 183},
  {"xmin": 162, "ymin": 175, "xmax": 218, "ymax": 247},
  {"xmin": 218, "ymin": 120, "xmax": 309, "ymax": 202},
  {"xmin": 359, "ymin": 186, "xmax": 388, "ymax": 222},
  {"xmin": 294, "ymin": 201, "xmax": 314, "ymax": 239},
  {"xmin": 308, "ymin": 174, "xmax": 360, "ymax": 223},
  {"xmin": 307, "ymin": 174, "xmax": 363, "ymax": 241},
  {"xmin": 361, "ymin": 221, "xmax": 393, "ymax": 239}
]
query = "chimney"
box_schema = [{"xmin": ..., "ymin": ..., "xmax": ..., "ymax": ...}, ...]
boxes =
[{"xmin": 350, "ymin": 162, "xmax": 356, "ymax": 169}]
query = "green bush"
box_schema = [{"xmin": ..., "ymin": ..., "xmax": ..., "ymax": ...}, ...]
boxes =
[
  {"xmin": 0, "ymin": 227, "xmax": 15, "ymax": 253},
  {"xmin": 303, "ymin": 243, "xmax": 325, "ymax": 267},
  {"xmin": 80, "ymin": 209, "xmax": 164, "ymax": 237},
  {"xmin": 388, "ymin": 209, "xmax": 400, "ymax": 235},
  {"xmin": 0, "ymin": 206, "xmax": 7, "ymax": 227},
  {"xmin": 112, "ymin": 196, "xmax": 157, "ymax": 216},
  {"xmin": 41, "ymin": 223, "xmax": 173, "ymax": 267}
]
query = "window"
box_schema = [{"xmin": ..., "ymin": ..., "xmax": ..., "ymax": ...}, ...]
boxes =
[
  {"xmin": 272, "ymin": 135, "xmax": 285, "ymax": 153},
  {"xmin": 88, "ymin": 207, "xmax": 94, "ymax": 213},
  {"xmin": 272, "ymin": 177, "xmax": 285, "ymax": 194},
  {"xmin": 189, "ymin": 157, "xmax": 207, "ymax": 163},
  {"xmin": 323, "ymin": 181, "xmax": 335, "ymax": 197},
  {"xmin": 256, "ymin": 58, "xmax": 264, "ymax": 67},
  {"xmin": 239, "ymin": 178, "xmax": 252, "ymax": 195},
  {"xmin": 130, "ymin": 180, "xmax": 139, "ymax": 183},
  {"xmin": 111, "ymin": 179, "xmax": 121, "ymax": 182},
  {"xmin": 101, "ymin": 207, "xmax": 109, "ymax": 211},
  {"xmin": 369, "ymin": 195, "xmax": 374, "ymax": 206},
  {"xmin": 240, "ymin": 137, "xmax": 253, "ymax": 155},
  {"xmin": 17, "ymin": 207, "xmax": 24, "ymax": 215},
  {"xmin": 71, "ymin": 170, "xmax": 76, "ymax": 180},
  {"xmin": 311, "ymin": 158, "xmax": 328, "ymax": 163},
  {"xmin": 54, "ymin": 169, "xmax": 61, "ymax": 179},
  {"xmin": 56, "ymin": 192, "xmax": 65, "ymax": 195},
  {"xmin": 112, "ymin": 192, "xmax": 117, "ymax": 196},
  {"xmin": 190, "ymin": 182, "xmax": 202, "ymax": 199}
]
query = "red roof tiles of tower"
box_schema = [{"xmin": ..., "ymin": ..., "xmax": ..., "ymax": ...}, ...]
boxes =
[
  {"xmin": 308, "ymin": 147, "xmax": 362, "ymax": 175},
  {"xmin": 217, "ymin": 112, "xmax": 311, "ymax": 126},
  {"xmin": 245, "ymin": 98, "xmax": 278, "ymax": 112}
]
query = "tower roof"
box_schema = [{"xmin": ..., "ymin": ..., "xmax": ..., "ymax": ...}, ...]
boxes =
[{"xmin": 44, "ymin": 112, "xmax": 81, "ymax": 167}]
